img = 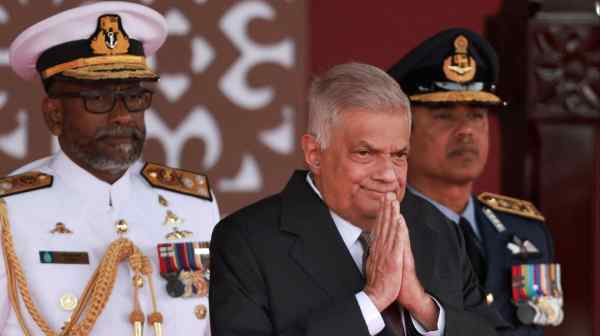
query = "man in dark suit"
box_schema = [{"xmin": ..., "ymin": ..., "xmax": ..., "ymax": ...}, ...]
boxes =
[
  {"xmin": 210, "ymin": 62, "xmax": 500, "ymax": 335},
  {"xmin": 388, "ymin": 29, "xmax": 561, "ymax": 335}
]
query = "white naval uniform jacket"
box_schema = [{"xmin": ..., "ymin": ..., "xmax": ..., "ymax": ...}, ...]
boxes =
[{"xmin": 0, "ymin": 151, "xmax": 220, "ymax": 335}]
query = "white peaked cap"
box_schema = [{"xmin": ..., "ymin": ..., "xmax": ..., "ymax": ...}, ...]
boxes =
[{"xmin": 9, "ymin": 1, "xmax": 167, "ymax": 82}]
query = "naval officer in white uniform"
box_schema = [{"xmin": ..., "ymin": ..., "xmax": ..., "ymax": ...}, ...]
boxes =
[{"xmin": 0, "ymin": 2, "xmax": 219, "ymax": 335}]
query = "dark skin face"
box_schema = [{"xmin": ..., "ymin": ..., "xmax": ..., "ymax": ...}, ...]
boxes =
[
  {"xmin": 42, "ymin": 79, "xmax": 148, "ymax": 184},
  {"xmin": 407, "ymin": 103, "xmax": 489, "ymax": 212}
]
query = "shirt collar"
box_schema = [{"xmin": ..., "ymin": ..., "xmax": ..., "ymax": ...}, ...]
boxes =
[
  {"xmin": 408, "ymin": 185, "xmax": 480, "ymax": 237},
  {"xmin": 48, "ymin": 150, "xmax": 135, "ymax": 208},
  {"xmin": 305, "ymin": 172, "xmax": 362, "ymax": 249}
]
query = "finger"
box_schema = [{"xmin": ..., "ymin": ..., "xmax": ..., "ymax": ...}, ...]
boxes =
[
  {"xmin": 371, "ymin": 197, "xmax": 385, "ymax": 246},
  {"xmin": 365, "ymin": 197, "xmax": 385, "ymax": 276},
  {"xmin": 397, "ymin": 214, "xmax": 415, "ymax": 270},
  {"xmin": 368, "ymin": 197, "xmax": 389, "ymax": 272},
  {"xmin": 389, "ymin": 203, "xmax": 402, "ymax": 256},
  {"xmin": 380, "ymin": 193, "xmax": 396, "ymax": 251},
  {"xmin": 389, "ymin": 210, "xmax": 404, "ymax": 277}
]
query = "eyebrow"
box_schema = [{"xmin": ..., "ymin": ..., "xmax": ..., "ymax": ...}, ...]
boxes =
[{"xmin": 353, "ymin": 140, "xmax": 409, "ymax": 153}]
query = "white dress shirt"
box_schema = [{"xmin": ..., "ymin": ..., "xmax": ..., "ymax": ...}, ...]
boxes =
[
  {"xmin": 306, "ymin": 174, "xmax": 445, "ymax": 335},
  {"xmin": 0, "ymin": 151, "xmax": 220, "ymax": 335}
]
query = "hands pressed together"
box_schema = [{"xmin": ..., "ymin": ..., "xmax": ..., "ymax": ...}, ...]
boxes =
[{"xmin": 363, "ymin": 192, "xmax": 439, "ymax": 331}]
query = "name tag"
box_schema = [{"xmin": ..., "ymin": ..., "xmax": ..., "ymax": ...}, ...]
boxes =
[{"xmin": 39, "ymin": 251, "xmax": 89, "ymax": 264}]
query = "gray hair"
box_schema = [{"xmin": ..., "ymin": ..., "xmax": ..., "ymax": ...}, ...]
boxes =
[{"xmin": 307, "ymin": 62, "xmax": 411, "ymax": 147}]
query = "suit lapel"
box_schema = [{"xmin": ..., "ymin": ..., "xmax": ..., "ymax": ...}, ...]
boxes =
[
  {"xmin": 402, "ymin": 190, "xmax": 440, "ymax": 291},
  {"xmin": 280, "ymin": 171, "xmax": 364, "ymax": 298}
]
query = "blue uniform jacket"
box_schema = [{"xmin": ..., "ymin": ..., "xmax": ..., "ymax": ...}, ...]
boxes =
[{"xmin": 475, "ymin": 197, "xmax": 555, "ymax": 336}]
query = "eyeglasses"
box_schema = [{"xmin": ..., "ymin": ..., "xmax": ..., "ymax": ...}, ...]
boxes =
[{"xmin": 50, "ymin": 87, "xmax": 154, "ymax": 114}]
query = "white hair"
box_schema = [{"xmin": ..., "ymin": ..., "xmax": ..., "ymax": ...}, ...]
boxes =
[{"xmin": 307, "ymin": 62, "xmax": 411, "ymax": 148}]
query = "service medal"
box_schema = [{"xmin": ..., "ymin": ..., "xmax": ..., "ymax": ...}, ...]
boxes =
[{"xmin": 157, "ymin": 242, "xmax": 210, "ymax": 298}]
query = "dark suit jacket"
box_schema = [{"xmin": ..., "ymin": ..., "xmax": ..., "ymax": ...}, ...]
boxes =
[
  {"xmin": 474, "ymin": 198, "xmax": 554, "ymax": 336},
  {"xmin": 210, "ymin": 171, "xmax": 501, "ymax": 335}
]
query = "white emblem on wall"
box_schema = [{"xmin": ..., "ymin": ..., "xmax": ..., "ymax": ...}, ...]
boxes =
[
  {"xmin": 219, "ymin": 0, "xmax": 295, "ymax": 110},
  {"xmin": 146, "ymin": 107, "xmax": 222, "ymax": 170},
  {"xmin": 0, "ymin": 109, "xmax": 27, "ymax": 159},
  {"xmin": 0, "ymin": 49, "xmax": 9, "ymax": 65},
  {"xmin": 218, "ymin": 154, "xmax": 262, "ymax": 192},
  {"xmin": 165, "ymin": 8, "xmax": 191, "ymax": 36},
  {"xmin": 258, "ymin": 105, "xmax": 295, "ymax": 155},
  {"xmin": 192, "ymin": 37, "xmax": 215, "ymax": 74},
  {"xmin": 0, "ymin": 5, "xmax": 9, "ymax": 24},
  {"xmin": 158, "ymin": 74, "xmax": 191, "ymax": 102}
]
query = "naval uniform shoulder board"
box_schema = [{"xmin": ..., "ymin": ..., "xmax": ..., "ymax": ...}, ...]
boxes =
[
  {"xmin": 478, "ymin": 192, "xmax": 545, "ymax": 222},
  {"xmin": 141, "ymin": 162, "xmax": 212, "ymax": 201},
  {"xmin": 0, "ymin": 171, "xmax": 53, "ymax": 198}
]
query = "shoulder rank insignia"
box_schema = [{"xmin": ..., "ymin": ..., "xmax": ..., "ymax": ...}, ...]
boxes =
[
  {"xmin": 0, "ymin": 171, "xmax": 53, "ymax": 198},
  {"xmin": 141, "ymin": 163, "xmax": 212, "ymax": 201},
  {"xmin": 478, "ymin": 192, "xmax": 545, "ymax": 222}
]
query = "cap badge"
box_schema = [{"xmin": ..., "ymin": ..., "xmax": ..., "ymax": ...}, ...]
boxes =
[
  {"xmin": 443, "ymin": 35, "xmax": 477, "ymax": 83},
  {"xmin": 90, "ymin": 15, "xmax": 130, "ymax": 55}
]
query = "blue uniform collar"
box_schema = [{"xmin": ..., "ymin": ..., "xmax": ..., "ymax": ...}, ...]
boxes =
[{"xmin": 408, "ymin": 185, "xmax": 481, "ymax": 239}]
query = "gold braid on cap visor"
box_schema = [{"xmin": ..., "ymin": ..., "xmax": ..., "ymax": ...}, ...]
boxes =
[
  {"xmin": 410, "ymin": 91, "xmax": 503, "ymax": 104},
  {"xmin": 40, "ymin": 55, "xmax": 148, "ymax": 79}
]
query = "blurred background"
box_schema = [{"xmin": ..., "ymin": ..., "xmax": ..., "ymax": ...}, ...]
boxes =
[{"xmin": 0, "ymin": 1, "xmax": 598, "ymax": 335}]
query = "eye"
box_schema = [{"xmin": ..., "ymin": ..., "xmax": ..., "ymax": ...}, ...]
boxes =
[
  {"xmin": 351, "ymin": 148, "xmax": 372, "ymax": 162},
  {"xmin": 432, "ymin": 110, "xmax": 451, "ymax": 120},
  {"xmin": 392, "ymin": 151, "xmax": 408, "ymax": 163},
  {"xmin": 468, "ymin": 109, "xmax": 487, "ymax": 120},
  {"xmin": 81, "ymin": 91, "xmax": 109, "ymax": 102}
]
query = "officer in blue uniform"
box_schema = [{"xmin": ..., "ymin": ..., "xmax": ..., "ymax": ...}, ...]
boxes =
[{"xmin": 388, "ymin": 28, "xmax": 562, "ymax": 335}]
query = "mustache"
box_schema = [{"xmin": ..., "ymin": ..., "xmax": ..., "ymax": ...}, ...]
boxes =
[
  {"xmin": 447, "ymin": 145, "xmax": 479, "ymax": 157},
  {"xmin": 95, "ymin": 125, "xmax": 145, "ymax": 141}
]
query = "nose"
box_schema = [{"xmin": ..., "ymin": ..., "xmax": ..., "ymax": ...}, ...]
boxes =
[
  {"xmin": 107, "ymin": 97, "xmax": 133, "ymax": 125},
  {"xmin": 455, "ymin": 108, "xmax": 475, "ymax": 140},
  {"xmin": 372, "ymin": 156, "xmax": 398, "ymax": 183}
]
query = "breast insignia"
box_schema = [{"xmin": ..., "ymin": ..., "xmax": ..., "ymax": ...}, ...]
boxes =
[
  {"xmin": 0, "ymin": 171, "xmax": 53, "ymax": 198},
  {"xmin": 141, "ymin": 163, "xmax": 212, "ymax": 201},
  {"xmin": 478, "ymin": 192, "xmax": 545, "ymax": 222}
]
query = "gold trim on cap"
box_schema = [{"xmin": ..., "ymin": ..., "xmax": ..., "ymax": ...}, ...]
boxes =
[
  {"xmin": 41, "ymin": 55, "xmax": 146, "ymax": 79},
  {"xmin": 61, "ymin": 63, "xmax": 157, "ymax": 81},
  {"xmin": 410, "ymin": 91, "xmax": 503, "ymax": 104}
]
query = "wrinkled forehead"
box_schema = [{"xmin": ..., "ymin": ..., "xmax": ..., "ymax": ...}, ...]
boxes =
[{"xmin": 333, "ymin": 108, "xmax": 410, "ymax": 145}]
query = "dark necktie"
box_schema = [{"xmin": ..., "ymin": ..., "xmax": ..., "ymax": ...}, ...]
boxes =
[
  {"xmin": 358, "ymin": 232, "xmax": 405, "ymax": 336},
  {"xmin": 458, "ymin": 217, "xmax": 487, "ymax": 284}
]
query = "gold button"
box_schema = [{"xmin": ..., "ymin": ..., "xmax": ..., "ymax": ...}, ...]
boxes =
[
  {"xmin": 485, "ymin": 293, "xmax": 494, "ymax": 305},
  {"xmin": 194, "ymin": 304, "xmax": 207, "ymax": 320},
  {"xmin": 116, "ymin": 219, "xmax": 128, "ymax": 234},
  {"xmin": 60, "ymin": 293, "xmax": 78, "ymax": 311}
]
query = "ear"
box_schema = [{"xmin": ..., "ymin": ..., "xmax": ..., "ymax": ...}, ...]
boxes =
[
  {"xmin": 301, "ymin": 134, "xmax": 323, "ymax": 175},
  {"xmin": 42, "ymin": 97, "xmax": 64, "ymax": 136}
]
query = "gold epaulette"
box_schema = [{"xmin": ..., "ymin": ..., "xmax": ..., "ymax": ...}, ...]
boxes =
[
  {"xmin": 478, "ymin": 192, "xmax": 545, "ymax": 222},
  {"xmin": 141, "ymin": 163, "xmax": 212, "ymax": 201},
  {"xmin": 0, "ymin": 171, "xmax": 53, "ymax": 198}
]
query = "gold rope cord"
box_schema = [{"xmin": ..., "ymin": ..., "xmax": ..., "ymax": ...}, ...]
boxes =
[{"xmin": 0, "ymin": 199, "xmax": 162, "ymax": 336}]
